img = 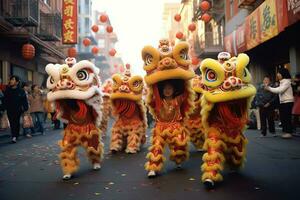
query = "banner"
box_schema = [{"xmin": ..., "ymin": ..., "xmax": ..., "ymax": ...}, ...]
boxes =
[
  {"xmin": 287, "ymin": 0, "xmax": 300, "ymax": 25},
  {"xmin": 276, "ymin": 0, "xmax": 288, "ymax": 32},
  {"xmin": 62, "ymin": 0, "xmax": 78, "ymax": 44},
  {"xmin": 245, "ymin": 8, "xmax": 260, "ymax": 50},
  {"xmin": 235, "ymin": 23, "xmax": 247, "ymax": 53},
  {"xmin": 224, "ymin": 33, "xmax": 234, "ymax": 55},
  {"xmin": 260, "ymin": 0, "xmax": 279, "ymax": 43}
]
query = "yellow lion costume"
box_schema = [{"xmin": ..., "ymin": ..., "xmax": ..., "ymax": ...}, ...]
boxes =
[
  {"xmin": 46, "ymin": 59, "xmax": 103, "ymax": 180},
  {"xmin": 100, "ymin": 79, "xmax": 113, "ymax": 136},
  {"xmin": 199, "ymin": 53, "xmax": 256, "ymax": 188},
  {"xmin": 142, "ymin": 39, "xmax": 195, "ymax": 177},
  {"xmin": 184, "ymin": 75, "xmax": 205, "ymax": 151},
  {"xmin": 110, "ymin": 67, "xmax": 147, "ymax": 154}
]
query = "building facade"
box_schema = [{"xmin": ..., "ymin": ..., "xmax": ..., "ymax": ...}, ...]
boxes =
[{"xmin": 0, "ymin": 0, "xmax": 65, "ymax": 86}]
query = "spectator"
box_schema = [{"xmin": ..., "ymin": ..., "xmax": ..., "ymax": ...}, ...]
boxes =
[
  {"xmin": 256, "ymin": 76, "xmax": 277, "ymax": 136},
  {"xmin": 292, "ymin": 73, "xmax": 300, "ymax": 133},
  {"xmin": 28, "ymin": 85, "xmax": 45, "ymax": 135},
  {"xmin": 21, "ymin": 82, "xmax": 33, "ymax": 138},
  {"xmin": 3, "ymin": 76, "xmax": 28, "ymax": 143},
  {"xmin": 265, "ymin": 68, "xmax": 294, "ymax": 138}
]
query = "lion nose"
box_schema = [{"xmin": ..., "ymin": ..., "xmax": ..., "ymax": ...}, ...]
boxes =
[
  {"xmin": 56, "ymin": 79, "xmax": 75, "ymax": 90},
  {"xmin": 222, "ymin": 76, "xmax": 242, "ymax": 90},
  {"xmin": 158, "ymin": 57, "xmax": 177, "ymax": 70},
  {"xmin": 119, "ymin": 85, "xmax": 130, "ymax": 93}
]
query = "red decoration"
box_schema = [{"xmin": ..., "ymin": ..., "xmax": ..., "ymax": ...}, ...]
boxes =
[
  {"xmin": 109, "ymin": 48, "xmax": 116, "ymax": 56},
  {"xmin": 174, "ymin": 14, "xmax": 181, "ymax": 22},
  {"xmin": 91, "ymin": 25, "xmax": 99, "ymax": 33},
  {"xmin": 22, "ymin": 43, "xmax": 35, "ymax": 60},
  {"xmin": 188, "ymin": 23, "xmax": 196, "ymax": 32},
  {"xmin": 68, "ymin": 47, "xmax": 77, "ymax": 57},
  {"xmin": 99, "ymin": 14, "xmax": 108, "ymax": 23},
  {"xmin": 191, "ymin": 57, "xmax": 200, "ymax": 65},
  {"xmin": 125, "ymin": 63, "xmax": 130, "ymax": 69},
  {"xmin": 106, "ymin": 25, "xmax": 113, "ymax": 33},
  {"xmin": 83, "ymin": 38, "xmax": 91, "ymax": 47},
  {"xmin": 201, "ymin": 13, "xmax": 211, "ymax": 23},
  {"xmin": 176, "ymin": 31, "xmax": 184, "ymax": 39},
  {"xmin": 114, "ymin": 64, "xmax": 118, "ymax": 68},
  {"xmin": 200, "ymin": 1, "xmax": 210, "ymax": 11},
  {"xmin": 120, "ymin": 65, "xmax": 125, "ymax": 73},
  {"xmin": 91, "ymin": 46, "xmax": 99, "ymax": 55}
]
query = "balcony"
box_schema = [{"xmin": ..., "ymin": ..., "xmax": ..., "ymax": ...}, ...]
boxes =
[
  {"xmin": 198, "ymin": 32, "xmax": 223, "ymax": 56},
  {"xmin": 0, "ymin": 0, "xmax": 39, "ymax": 27},
  {"xmin": 36, "ymin": 12, "xmax": 61, "ymax": 41}
]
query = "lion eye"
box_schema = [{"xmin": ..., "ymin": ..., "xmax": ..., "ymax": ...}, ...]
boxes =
[
  {"xmin": 145, "ymin": 54, "xmax": 153, "ymax": 65},
  {"xmin": 49, "ymin": 77, "xmax": 54, "ymax": 84},
  {"xmin": 133, "ymin": 81, "xmax": 140, "ymax": 88},
  {"xmin": 76, "ymin": 69, "xmax": 89, "ymax": 81},
  {"xmin": 180, "ymin": 49, "xmax": 188, "ymax": 60}
]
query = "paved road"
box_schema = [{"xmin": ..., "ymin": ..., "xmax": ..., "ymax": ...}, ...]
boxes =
[{"xmin": 0, "ymin": 123, "xmax": 300, "ymax": 200}]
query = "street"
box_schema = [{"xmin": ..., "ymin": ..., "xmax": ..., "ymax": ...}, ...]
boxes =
[{"xmin": 0, "ymin": 122, "xmax": 300, "ymax": 200}]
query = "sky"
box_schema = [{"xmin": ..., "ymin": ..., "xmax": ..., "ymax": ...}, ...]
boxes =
[{"xmin": 92, "ymin": 0, "xmax": 179, "ymax": 76}]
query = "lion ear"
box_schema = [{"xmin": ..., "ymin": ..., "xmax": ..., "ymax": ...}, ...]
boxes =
[
  {"xmin": 141, "ymin": 46, "xmax": 160, "ymax": 71},
  {"xmin": 172, "ymin": 42, "xmax": 191, "ymax": 67},
  {"xmin": 111, "ymin": 74, "xmax": 122, "ymax": 91}
]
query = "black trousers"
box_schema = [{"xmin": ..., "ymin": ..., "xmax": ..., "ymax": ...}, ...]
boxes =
[
  {"xmin": 259, "ymin": 106, "xmax": 275, "ymax": 135},
  {"xmin": 7, "ymin": 111, "xmax": 21, "ymax": 138},
  {"xmin": 279, "ymin": 102, "xmax": 294, "ymax": 133}
]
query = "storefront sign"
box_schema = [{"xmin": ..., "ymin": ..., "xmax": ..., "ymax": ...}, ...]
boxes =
[
  {"xmin": 62, "ymin": 0, "xmax": 78, "ymax": 44},
  {"xmin": 287, "ymin": 0, "xmax": 300, "ymax": 25},
  {"xmin": 224, "ymin": 33, "xmax": 234, "ymax": 55},
  {"xmin": 245, "ymin": 8, "xmax": 260, "ymax": 50},
  {"xmin": 260, "ymin": 0, "xmax": 279, "ymax": 43},
  {"xmin": 235, "ymin": 24, "xmax": 247, "ymax": 53},
  {"xmin": 276, "ymin": 0, "xmax": 288, "ymax": 32}
]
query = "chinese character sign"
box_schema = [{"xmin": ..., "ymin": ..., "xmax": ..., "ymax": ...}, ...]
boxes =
[
  {"xmin": 287, "ymin": 0, "xmax": 300, "ymax": 25},
  {"xmin": 246, "ymin": 8, "xmax": 260, "ymax": 50},
  {"xmin": 260, "ymin": 0, "xmax": 278, "ymax": 43},
  {"xmin": 62, "ymin": 0, "xmax": 78, "ymax": 44},
  {"xmin": 235, "ymin": 24, "xmax": 247, "ymax": 53}
]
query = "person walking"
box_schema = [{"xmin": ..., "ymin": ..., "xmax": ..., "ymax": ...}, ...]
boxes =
[
  {"xmin": 3, "ymin": 76, "xmax": 28, "ymax": 143},
  {"xmin": 265, "ymin": 68, "xmax": 294, "ymax": 138},
  {"xmin": 256, "ymin": 76, "xmax": 277, "ymax": 136},
  {"xmin": 28, "ymin": 85, "xmax": 45, "ymax": 135}
]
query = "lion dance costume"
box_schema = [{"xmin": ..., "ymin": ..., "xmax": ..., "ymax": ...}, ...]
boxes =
[
  {"xmin": 46, "ymin": 59, "xmax": 103, "ymax": 180},
  {"xmin": 199, "ymin": 53, "xmax": 256, "ymax": 188},
  {"xmin": 185, "ymin": 75, "xmax": 205, "ymax": 151},
  {"xmin": 100, "ymin": 79, "xmax": 113, "ymax": 135},
  {"xmin": 142, "ymin": 39, "xmax": 195, "ymax": 177},
  {"xmin": 109, "ymin": 66, "xmax": 147, "ymax": 154}
]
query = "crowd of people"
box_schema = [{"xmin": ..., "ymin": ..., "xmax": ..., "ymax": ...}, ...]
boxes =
[
  {"xmin": 0, "ymin": 75, "xmax": 59, "ymax": 143},
  {"xmin": 250, "ymin": 68, "xmax": 300, "ymax": 138}
]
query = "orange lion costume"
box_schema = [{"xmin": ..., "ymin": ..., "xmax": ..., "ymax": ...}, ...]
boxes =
[
  {"xmin": 109, "ymin": 66, "xmax": 147, "ymax": 154},
  {"xmin": 46, "ymin": 59, "xmax": 103, "ymax": 180},
  {"xmin": 142, "ymin": 39, "xmax": 195, "ymax": 177},
  {"xmin": 100, "ymin": 79, "xmax": 113, "ymax": 135},
  {"xmin": 199, "ymin": 54, "xmax": 256, "ymax": 188}
]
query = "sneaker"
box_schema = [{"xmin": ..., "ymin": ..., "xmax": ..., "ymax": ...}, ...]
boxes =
[
  {"xmin": 176, "ymin": 164, "xmax": 182, "ymax": 169},
  {"xmin": 62, "ymin": 174, "xmax": 72, "ymax": 180},
  {"xmin": 12, "ymin": 137, "xmax": 17, "ymax": 143},
  {"xmin": 204, "ymin": 179, "xmax": 215, "ymax": 189},
  {"xmin": 147, "ymin": 170, "xmax": 156, "ymax": 178},
  {"xmin": 93, "ymin": 163, "xmax": 101, "ymax": 170},
  {"xmin": 281, "ymin": 133, "xmax": 292, "ymax": 139},
  {"xmin": 26, "ymin": 134, "xmax": 32, "ymax": 138}
]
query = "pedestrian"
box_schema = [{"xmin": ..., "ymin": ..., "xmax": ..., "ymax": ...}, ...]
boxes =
[
  {"xmin": 256, "ymin": 76, "xmax": 277, "ymax": 136},
  {"xmin": 28, "ymin": 84, "xmax": 45, "ymax": 135},
  {"xmin": 265, "ymin": 68, "xmax": 294, "ymax": 138},
  {"xmin": 21, "ymin": 82, "xmax": 33, "ymax": 138},
  {"xmin": 3, "ymin": 76, "xmax": 28, "ymax": 143},
  {"xmin": 292, "ymin": 73, "xmax": 300, "ymax": 133}
]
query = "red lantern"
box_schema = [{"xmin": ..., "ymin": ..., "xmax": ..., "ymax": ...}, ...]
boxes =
[
  {"xmin": 125, "ymin": 63, "xmax": 130, "ymax": 69},
  {"xmin": 188, "ymin": 23, "xmax": 196, "ymax": 32},
  {"xmin": 191, "ymin": 57, "xmax": 200, "ymax": 65},
  {"xmin": 91, "ymin": 46, "xmax": 99, "ymax": 55},
  {"xmin": 106, "ymin": 25, "xmax": 113, "ymax": 33},
  {"xmin": 22, "ymin": 43, "xmax": 35, "ymax": 60},
  {"xmin": 109, "ymin": 48, "xmax": 116, "ymax": 56},
  {"xmin": 99, "ymin": 14, "xmax": 108, "ymax": 23},
  {"xmin": 176, "ymin": 31, "xmax": 184, "ymax": 39},
  {"xmin": 83, "ymin": 38, "xmax": 91, "ymax": 47},
  {"xmin": 201, "ymin": 13, "xmax": 211, "ymax": 23},
  {"xmin": 68, "ymin": 47, "xmax": 77, "ymax": 57},
  {"xmin": 200, "ymin": 1, "xmax": 210, "ymax": 11},
  {"xmin": 174, "ymin": 14, "xmax": 181, "ymax": 22},
  {"xmin": 91, "ymin": 25, "xmax": 99, "ymax": 33}
]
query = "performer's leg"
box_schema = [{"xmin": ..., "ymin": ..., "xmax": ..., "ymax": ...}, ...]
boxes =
[
  {"xmin": 201, "ymin": 127, "xmax": 226, "ymax": 188},
  {"xmin": 169, "ymin": 127, "xmax": 189, "ymax": 166},
  {"xmin": 145, "ymin": 126, "xmax": 166, "ymax": 177},
  {"xmin": 59, "ymin": 140, "xmax": 79, "ymax": 180},
  {"xmin": 226, "ymin": 135, "xmax": 247, "ymax": 170},
  {"xmin": 125, "ymin": 122, "xmax": 144, "ymax": 153},
  {"xmin": 110, "ymin": 122, "xmax": 124, "ymax": 152},
  {"xmin": 190, "ymin": 128, "xmax": 205, "ymax": 151}
]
